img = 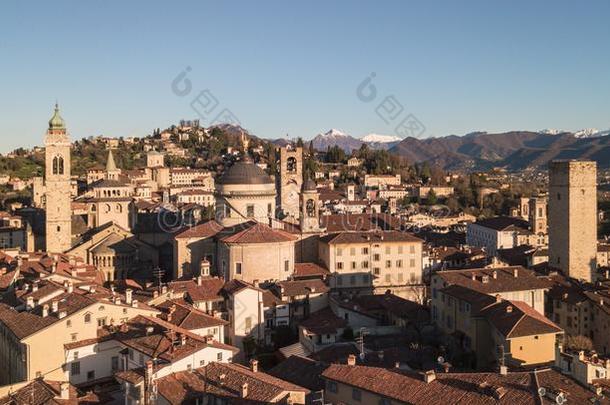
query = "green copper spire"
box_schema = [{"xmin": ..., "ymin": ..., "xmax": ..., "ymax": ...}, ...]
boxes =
[{"xmin": 48, "ymin": 103, "xmax": 65, "ymax": 130}]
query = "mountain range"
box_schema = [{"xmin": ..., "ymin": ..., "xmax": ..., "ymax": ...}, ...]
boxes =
[
  {"xmin": 234, "ymin": 123, "xmax": 610, "ymax": 171},
  {"xmin": 300, "ymin": 128, "xmax": 610, "ymax": 170}
]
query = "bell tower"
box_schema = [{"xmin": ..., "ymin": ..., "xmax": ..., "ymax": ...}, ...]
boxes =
[
  {"xmin": 279, "ymin": 146, "xmax": 303, "ymax": 220},
  {"xmin": 44, "ymin": 103, "xmax": 72, "ymax": 252},
  {"xmin": 300, "ymin": 179, "xmax": 321, "ymax": 233}
]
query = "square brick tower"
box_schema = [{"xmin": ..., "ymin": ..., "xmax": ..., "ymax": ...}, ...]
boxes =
[{"xmin": 548, "ymin": 160, "xmax": 597, "ymax": 282}]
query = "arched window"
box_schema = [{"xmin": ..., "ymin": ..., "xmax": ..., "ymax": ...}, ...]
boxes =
[
  {"xmin": 287, "ymin": 157, "xmax": 297, "ymax": 172},
  {"xmin": 104, "ymin": 204, "xmax": 111, "ymax": 213},
  {"xmin": 52, "ymin": 156, "xmax": 64, "ymax": 175},
  {"xmin": 306, "ymin": 199, "xmax": 316, "ymax": 217},
  {"xmin": 116, "ymin": 204, "xmax": 123, "ymax": 213}
]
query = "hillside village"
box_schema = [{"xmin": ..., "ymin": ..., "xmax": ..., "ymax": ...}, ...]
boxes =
[{"xmin": 2, "ymin": 106, "xmax": 610, "ymax": 404}]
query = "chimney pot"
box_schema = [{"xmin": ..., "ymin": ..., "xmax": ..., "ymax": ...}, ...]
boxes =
[
  {"xmin": 424, "ymin": 370, "xmax": 436, "ymax": 383},
  {"xmin": 250, "ymin": 359, "xmax": 259, "ymax": 372},
  {"xmin": 59, "ymin": 382, "xmax": 69, "ymax": 400},
  {"xmin": 347, "ymin": 354, "xmax": 356, "ymax": 366},
  {"xmin": 125, "ymin": 288, "xmax": 133, "ymax": 304},
  {"xmin": 240, "ymin": 382, "xmax": 248, "ymax": 398}
]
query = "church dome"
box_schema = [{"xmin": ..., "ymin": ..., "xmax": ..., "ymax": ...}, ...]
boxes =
[
  {"xmin": 218, "ymin": 158, "xmax": 273, "ymax": 185},
  {"xmin": 48, "ymin": 103, "xmax": 65, "ymax": 129},
  {"xmin": 304, "ymin": 179, "xmax": 317, "ymax": 191}
]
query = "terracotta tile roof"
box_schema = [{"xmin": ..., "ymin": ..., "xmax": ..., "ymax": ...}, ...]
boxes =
[
  {"xmin": 0, "ymin": 378, "xmax": 110, "ymax": 404},
  {"xmin": 0, "ymin": 293, "xmax": 95, "ymax": 339},
  {"xmin": 440, "ymin": 284, "xmax": 497, "ymax": 314},
  {"xmin": 167, "ymin": 277, "xmax": 225, "ymax": 302},
  {"xmin": 335, "ymin": 293, "xmax": 428, "ymax": 323},
  {"xmin": 299, "ymin": 307, "xmax": 347, "ymax": 335},
  {"xmin": 319, "ymin": 230, "xmax": 422, "ymax": 245},
  {"xmin": 262, "ymin": 290, "xmax": 284, "ymax": 307},
  {"xmin": 320, "ymin": 213, "xmax": 403, "ymax": 233},
  {"xmin": 481, "ymin": 300, "xmax": 562, "ymax": 338},
  {"xmin": 293, "ymin": 262, "xmax": 329, "ymax": 279},
  {"xmin": 0, "ymin": 269, "xmax": 18, "ymax": 290},
  {"xmin": 268, "ymin": 355, "xmax": 327, "ymax": 391},
  {"xmin": 472, "ymin": 216, "xmax": 530, "ymax": 231},
  {"xmin": 435, "ymin": 266, "xmax": 553, "ymax": 294},
  {"xmin": 221, "ymin": 279, "xmax": 261, "ymax": 296},
  {"xmin": 277, "ymin": 279, "xmax": 329, "ymax": 297},
  {"xmin": 156, "ymin": 362, "xmax": 308, "ymax": 404},
  {"xmin": 219, "ymin": 222, "xmax": 297, "ymax": 244},
  {"xmin": 322, "ymin": 364, "xmax": 546, "ymax": 404},
  {"xmin": 115, "ymin": 315, "xmax": 237, "ymax": 363},
  {"xmin": 173, "ymin": 220, "xmax": 223, "ymax": 239},
  {"xmin": 156, "ymin": 299, "xmax": 227, "ymax": 330}
]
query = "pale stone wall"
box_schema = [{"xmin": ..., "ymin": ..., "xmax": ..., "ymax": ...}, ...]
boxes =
[
  {"xmin": 215, "ymin": 183, "xmax": 276, "ymax": 227},
  {"xmin": 17, "ymin": 302, "xmax": 158, "ymax": 382},
  {"xmin": 218, "ymin": 241, "xmax": 295, "ymax": 283},
  {"xmin": 320, "ymin": 239, "xmax": 423, "ymax": 296},
  {"xmin": 549, "ymin": 160, "xmax": 597, "ymax": 282}
]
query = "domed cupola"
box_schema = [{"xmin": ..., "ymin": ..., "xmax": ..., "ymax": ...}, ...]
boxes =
[{"xmin": 48, "ymin": 103, "xmax": 65, "ymax": 130}]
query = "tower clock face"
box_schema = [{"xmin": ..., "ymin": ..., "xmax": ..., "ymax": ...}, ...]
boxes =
[{"xmin": 288, "ymin": 190, "xmax": 299, "ymax": 203}]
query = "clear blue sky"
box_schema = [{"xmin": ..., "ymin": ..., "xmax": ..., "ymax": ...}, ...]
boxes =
[{"xmin": 1, "ymin": 0, "xmax": 610, "ymax": 152}]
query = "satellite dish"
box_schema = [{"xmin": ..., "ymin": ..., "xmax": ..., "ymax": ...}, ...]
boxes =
[
  {"xmin": 537, "ymin": 387, "xmax": 546, "ymax": 397},
  {"xmin": 437, "ymin": 356, "xmax": 445, "ymax": 364}
]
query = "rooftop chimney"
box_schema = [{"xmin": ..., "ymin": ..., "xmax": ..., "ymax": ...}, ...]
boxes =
[
  {"xmin": 240, "ymin": 382, "xmax": 248, "ymax": 398},
  {"xmin": 513, "ymin": 268, "xmax": 518, "ymax": 278},
  {"xmin": 131, "ymin": 299, "xmax": 138, "ymax": 308},
  {"xmin": 51, "ymin": 300, "xmax": 58, "ymax": 313},
  {"xmin": 180, "ymin": 334, "xmax": 187, "ymax": 346},
  {"xmin": 67, "ymin": 282, "xmax": 73, "ymax": 294},
  {"xmin": 492, "ymin": 270, "xmax": 497, "ymax": 279},
  {"xmin": 145, "ymin": 360, "xmax": 153, "ymax": 384},
  {"xmin": 250, "ymin": 359, "xmax": 259, "ymax": 372},
  {"xmin": 32, "ymin": 283, "xmax": 38, "ymax": 292},
  {"xmin": 42, "ymin": 304, "xmax": 49, "ymax": 317},
  {"xmin": 26, "ymin": 296, "xmax": 34, "ymax": 310},
  {"xmin": 201, "ymin": 259, "xmax": 210, "ymax": 276},
  {"xmin": 59, "ymin": 311, "xmax": 67, "ymax": 319},
  {"xmin": 125, "ymin": 288, "xmax": 133, "ymax": 304},
  {"xmin": 424, "ymin": 370, "xmax": 436, "ymax": 383},
  {"xmin": 506, "ymin": 305, "xmax": 513, "ymax": 313},
  {"xmin": 347, "ymin": 354, "xmax": 356, "ymax": 366},
  {"xmin": 59, "ymin": 382, "xmax": 69, "ymax": 400},
  {"xmin": 499, "ymin": 365, "xmax": 508, "ymax": 375}
]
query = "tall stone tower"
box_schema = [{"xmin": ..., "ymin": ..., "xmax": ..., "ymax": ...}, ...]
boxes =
[
  {"xmin": 548, "ymin": 160, "xmax": 597, "ymax": 282},
  {"xmin": 44, "ymin": 104, "xmax": 72, "ymax": 252},
  {"xmin": 278, "ymin": 146, "xmax": 303, "ymax": 220}
]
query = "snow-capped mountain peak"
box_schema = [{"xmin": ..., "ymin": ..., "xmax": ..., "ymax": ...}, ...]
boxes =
[
  {"xmin": 317, "ymin": 128, "xmax": 349, "ymax": 138},
  {"xmin": 539, "ymin": 128, "xmax": 609, "ymax": 138},
  {"xmin": 360, "ymin": 133, "xmax": 402, "ymax": 143}
]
